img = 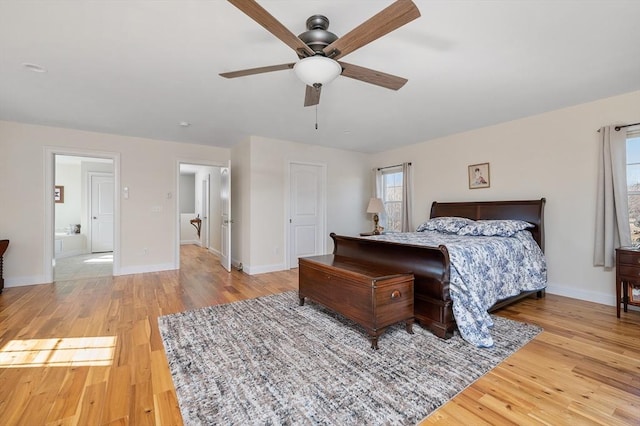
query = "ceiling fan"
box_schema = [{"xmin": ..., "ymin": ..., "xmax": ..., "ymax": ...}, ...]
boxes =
[{"xmin": 220, "ymin": 0, "xmax": 421, "ymax": 107}]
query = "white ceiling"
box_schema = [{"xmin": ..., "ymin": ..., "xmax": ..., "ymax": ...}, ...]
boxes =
[{"xmin": 1, "ymin": 1, "xmax": 639, "ymax": 153}]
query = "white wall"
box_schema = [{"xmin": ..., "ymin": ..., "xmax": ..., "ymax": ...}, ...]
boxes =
[
  {"xmin": 179, "ymin": 172, "xmax": 199, "ymax": 243},
  {"xmin": 238, "ymin": 136, "xmax": 370, "ymax": 274},
  {"xmin": 209, "ymin": 168, "xmax": 222, "ymax": 254},
  {"xmin": 179, "ymin": 173, "xmax": 196, "ymax": 213},
  {"xmin": 0, "ymin": 120, "xmax": 229, "ymax": 286},
  {"xmin": 230, "ymin": 138, "xmax": 250, "ymax": 270},
  {"xmin": 54, "ymin": 162, "xmax": 82, "ymax": 232},
  {"xmin": 180, "ymin": 213, "xmax": 199, "ymax": 244},
  {"xmin": 194, "ymin": 166, "xmax": 221, "ymax": 252},
  {"xmin": 370, "ymin": 90, "xmax": 640, "ymax": 306}
]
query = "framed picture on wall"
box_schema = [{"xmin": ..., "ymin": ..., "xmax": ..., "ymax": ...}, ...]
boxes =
[
  {"xmin": 468, "ymin": 163, "xmax": 490, "ymax": 189},
  {"xmin": 54, "ymin": 185, "xmax": 64, "ymax": 203}
]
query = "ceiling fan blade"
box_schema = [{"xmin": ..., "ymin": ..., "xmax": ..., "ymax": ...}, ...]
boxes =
[
  {"xmin": 227, "ymin": 0, "xmax": 314, "ymax": 58},
  {"xmin": 322, "ymin": 0, "xmax": 420, "ymax": 60},
  {"xmin": 304, "ymin": 85, "xmax": 321, "ymax": 107},
  {"xmin": 338, "ymin": 62, "xmax": 408, "ymax": 90},
  {"xmin": 219, "ymin": 63, "xmax": 295, "ymax": 79}
]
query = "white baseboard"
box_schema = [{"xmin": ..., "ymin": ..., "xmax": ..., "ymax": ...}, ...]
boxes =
[
  {"xmin": 231, "ymin": 257, "xmax": 242, "ymax": 270},
  {"xmin": 2, "ymin": 261, "xmax": 180, "ymax": 287},
  {"xmin": 208, "ymin": 247, "xmax": 221, "ymax": 257},
  {"xmin": 243, "ymin": 262, "xmax": 287, "ymax": 275},
  {"xmin": 180, "ymin": 240, "xmax": 201, "ymax": 246},
  {"xmin": 4, "ymin": 275, "xmax": 50, "ymax": 288},
  {"xmin": 545, "ymin": 283, "xmax": 615, "ymax": 306}
]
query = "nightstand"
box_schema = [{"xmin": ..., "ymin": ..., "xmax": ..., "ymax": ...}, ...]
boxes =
[{"xmin": 615, "ymin": 247, "xmax": 640, "ymax": 317}]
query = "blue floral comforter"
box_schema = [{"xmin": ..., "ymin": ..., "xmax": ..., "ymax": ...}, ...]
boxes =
[{"xmin": 365, "ymin": 231, "xmax": 547, "ymax": 347}]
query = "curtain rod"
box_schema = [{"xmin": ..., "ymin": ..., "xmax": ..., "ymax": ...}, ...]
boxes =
[
  {"xmin": 597, "ymin": 122, "xmax": 640, "ymax": 132},
  {"xmin": 377, "ymin": 162, "xmax": 412, "ymax": 171},
  {"xmin": 615, "ymin": 122, "xmax": 640, "ymax": 131}
]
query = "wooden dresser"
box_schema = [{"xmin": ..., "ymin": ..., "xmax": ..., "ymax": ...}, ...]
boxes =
[
  {"xmin": 298, "ymin": 254, "xmax": 414, "ymax": 349},
  {"xmin": 615, "ymin": 247, "xmax": 640, "ymax": 317}
]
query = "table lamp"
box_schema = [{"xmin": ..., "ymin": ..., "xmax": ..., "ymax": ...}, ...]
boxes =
[{"xmin": 366, "ymin": 197, "xmax": 385, "ymax": 234}]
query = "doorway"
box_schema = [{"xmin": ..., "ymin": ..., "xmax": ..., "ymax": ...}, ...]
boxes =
[
  {"xmin": 288, "ymin": 162, "xmax": 327, "ymax": 268},
  {"xmin": 177, "ymin": 162, "xmax": 230, "ymax": 272},
  {"xmin": 47, "ymin": 151, "xmax": 118, "ymax": 282},
  {"xmin": 89, "ymin": 172, "xmax": 114, "ymax": 253}
]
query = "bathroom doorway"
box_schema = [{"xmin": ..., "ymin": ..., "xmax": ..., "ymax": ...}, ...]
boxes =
[{"xmin": 53, "ymin": 154, "xmax": 115, "ymax": 281}]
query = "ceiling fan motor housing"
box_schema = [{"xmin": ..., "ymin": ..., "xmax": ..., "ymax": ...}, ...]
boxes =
[{"xmin": 298, "ymin": 15, "xmax": 338, "ymax": 55}]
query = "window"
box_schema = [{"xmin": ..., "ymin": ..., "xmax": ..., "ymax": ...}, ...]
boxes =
[
  {"xmin": 626, "ymin": 131, "xmax": 640, "ymax": 242},
  {"xmin": 381, "ymin": 167, "xmax": 403, "ymax": 232}
]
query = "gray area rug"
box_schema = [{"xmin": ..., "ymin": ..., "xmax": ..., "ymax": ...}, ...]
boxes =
[{"xmin": 158, "ymin": 291, "xmax": 541, "ymax": 425}]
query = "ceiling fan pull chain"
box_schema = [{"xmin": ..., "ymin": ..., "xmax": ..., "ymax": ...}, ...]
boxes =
[{"xmin": 315, "ymin": 104, "xmax": 318, "ymax": 130}]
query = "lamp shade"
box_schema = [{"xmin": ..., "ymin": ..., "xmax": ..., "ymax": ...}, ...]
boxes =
[
  {"xmin": 366, "ymin": 197, "xmax": 385, "ymax": 214},
  {"xmin": 293, "ymin": 56, "xmax": 342, "ymax": 86}
]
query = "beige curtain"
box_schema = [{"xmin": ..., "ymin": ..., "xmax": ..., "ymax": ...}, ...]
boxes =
[
  {"xmin": 372, "ymin": 168, "xmax": 386, "ymax": 228},
  {"xmin": 373, "ymin": 167, "xmax": 383, "ymax": 199},
  {"xmin": 594, "ymin": 125, "xmax": 632, "ymax": 268},
  {"xmin": 401, "ymin": 162, "xmax": 413, "ymax": 232}
]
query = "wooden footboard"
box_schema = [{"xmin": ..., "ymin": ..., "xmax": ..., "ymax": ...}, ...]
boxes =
[{"xmin": 330, "ymin": 233, "xmax": 457, "ymax": 338}]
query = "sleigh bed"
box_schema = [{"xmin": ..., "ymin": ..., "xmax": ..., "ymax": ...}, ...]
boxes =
[{"xmin": 329, "ymin": 198, "xmax": 547, "ymax": 346}]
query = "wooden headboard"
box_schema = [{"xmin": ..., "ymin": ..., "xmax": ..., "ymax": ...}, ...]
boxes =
[{"xmin": 429, "ymin": 198, "xmax": 546, "ymax": 251}]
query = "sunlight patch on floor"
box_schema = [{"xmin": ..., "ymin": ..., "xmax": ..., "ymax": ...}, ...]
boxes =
[
  {"xmin": 0, "ymin": 336, "xmax": 116, "ymax": 368},
  {"xmin": 84, "ymin": 254, "xmax": 113, "ymax": 264}
]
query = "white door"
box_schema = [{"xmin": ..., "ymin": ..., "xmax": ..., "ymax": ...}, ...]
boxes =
[
  {"xmin": 220, "ymin": 162, "xmax": 231, "ymax": 272},
  {"xmin": 91, "ymin": 174, "xmax": 114, "ymax": 253},
  {"xmin": 201, "ymin": 177, "xmax": 210, "ymax": 249},
  {"xmin": 289, "ymin": 163, "xmax": 325, "ymax": 268}
]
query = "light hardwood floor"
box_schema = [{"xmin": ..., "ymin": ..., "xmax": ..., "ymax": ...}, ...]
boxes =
[
  {"xmin": 54, "ymin": 252, "xmax": 114, "ymax": 282},
  {"xmin": 0, "ymin": 245, "xmax": 638, "ymax": 425}
]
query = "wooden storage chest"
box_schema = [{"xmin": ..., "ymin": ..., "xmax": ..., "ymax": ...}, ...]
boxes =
[{"xmin": 298, "ymin": 254, "xmax": 414, "ymax": 349}]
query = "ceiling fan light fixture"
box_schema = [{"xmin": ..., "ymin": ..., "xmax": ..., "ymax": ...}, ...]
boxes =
[{"xmin": 293, "ymin": 56, "xmax": 341, "ymax": 86}]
